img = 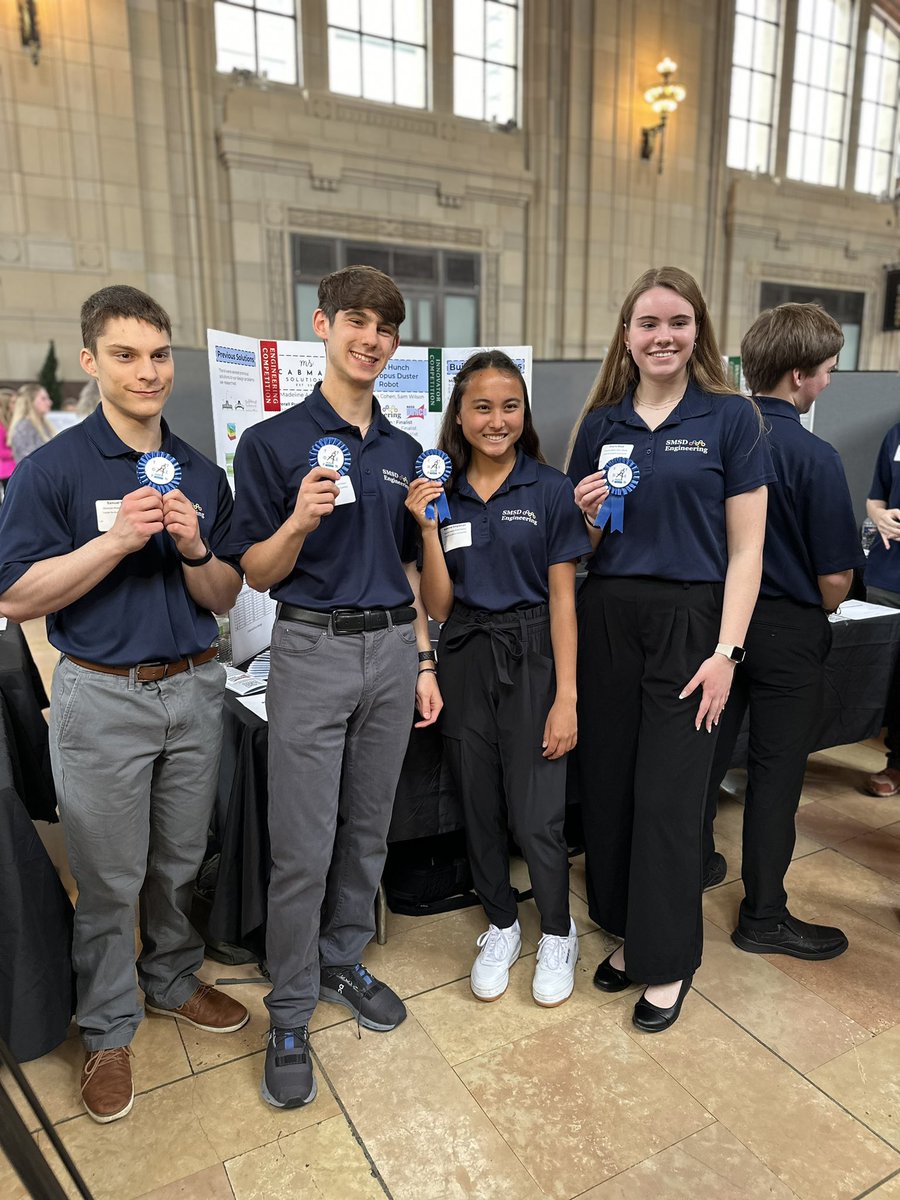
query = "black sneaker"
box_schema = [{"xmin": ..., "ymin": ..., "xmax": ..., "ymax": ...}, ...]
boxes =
[
  {"xmin": 731, "ymin": 914, "xmax": 848, "ymax": 961},
  {"xmin": 703, "ymin": 852, "xmax": 727, "ymax": 890},
  {"xmin": 261, "ymin": 1025, "xmax": 316, "ymax": 1108},
  {"xmin": 319, "ymin": 963, "xmax": 406, "ymax": 1031}
]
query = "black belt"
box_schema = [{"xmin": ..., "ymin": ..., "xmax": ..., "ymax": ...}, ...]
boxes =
[{"xmin": 279, "ymin": 603, "xmax": 417, "ymax": 635}]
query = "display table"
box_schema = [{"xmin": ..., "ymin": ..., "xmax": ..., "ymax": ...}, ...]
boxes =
[{"xmin": 0, "ymin": 624, "xmax": 74, "ymax": 1062}]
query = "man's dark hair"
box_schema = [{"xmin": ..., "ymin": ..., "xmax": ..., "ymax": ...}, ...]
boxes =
[
  {"xmin": 317, "ymin": 265, "xmax": 405, "ymax": 329},
  {"xmin": 80, "ymin": 285, "xmax": 172, "ymax": 354},
  {"xmin": 740, "ymin": 303, "xmax": 844, "ymax": 396}
]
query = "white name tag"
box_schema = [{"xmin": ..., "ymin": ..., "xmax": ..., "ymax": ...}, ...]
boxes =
[
  {"xmin": 334, "ymin": 476, "xmax": 357, "ymax": 506},
  {"xmin": 893, "ymin": 445, "xmax": 900, "ymax": 462},
  {"xmin": 441, "ymin": 522, "xmax": 472, "ymax": 551},
  {"xmin": 96, "ymin": 499, "xmax": 122, "ymax": 531},
  {"xmin": 599, "ymin": 443, "xmax": 634, "ymax": 468}
]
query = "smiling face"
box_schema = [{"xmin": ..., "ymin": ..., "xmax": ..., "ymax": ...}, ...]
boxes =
[
  {"xmin": 80, "ymin": 317, "xmax": 173, "ymax": 432},
  {"xmin": 456, "ymin": 369, "xmax": 525, "ymax": 467},
  {"xmin": 313, "ymin": 306, "xmax": 399, "ymax": 392},
  {"xmin": 33, "ymin": 388, "xmax": 52, "ymax": 415},
  {"xmin": 624, "ymin": 286, "xmax": 697, "ymax": 388},
  {"xmin": 793, "ymin": 354, "xmax": 838, "ymax": 414}
]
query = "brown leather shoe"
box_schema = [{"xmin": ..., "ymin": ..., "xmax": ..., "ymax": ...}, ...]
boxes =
[
  {"xmin": 865, "ymin": 767, "xmax": 900, "ymax": 797},
  {"xmin": 145, "ymin": 983, "xmax": 249, "ymax": 1033},
  {"xmin": 81, "ymin": 1046, "xmax": 134, "ymax": 1123}
]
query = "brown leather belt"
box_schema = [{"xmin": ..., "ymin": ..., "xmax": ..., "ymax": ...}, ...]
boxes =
[{"xmin": 66, "ymin": 645, "xmax": 218, "ymax": 682}]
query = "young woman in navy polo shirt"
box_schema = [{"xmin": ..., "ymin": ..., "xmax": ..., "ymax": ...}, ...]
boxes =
[
  {"xmin": 567, "ymin": 267, "xmax": 773, "ymax": 1031},
  {"xmin": 406, "ymin": 351, "xmax": 591, "ymax": 1007}
]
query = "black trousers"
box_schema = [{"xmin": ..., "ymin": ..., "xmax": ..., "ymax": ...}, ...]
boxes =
[
  {"xmin": 573, "ymin": 574, "xmax": 723, "ymax": 984},
  {"xmin": 438, "ymin": 602, "xmax": 571, "ymax": 936},
  {"xmin": 703, "ymin": 595, "xmax": 831, "ymax": 930},
  {"xmin": 866, "ymin": 586, "xmax": 900, "ymax": 768}
]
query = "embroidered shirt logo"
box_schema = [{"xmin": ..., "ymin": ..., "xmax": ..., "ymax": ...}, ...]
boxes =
[
  {"xmin": 192, "ymin": 502, "xmax": 206, "ymax": 520},
  {"xmin": 501, "ymin": 508, "xmax": 538, "ymax": 527},
  {"xmin": 664, "ymin": 438, "xmax": 708, "ymax": 455},
  {"xmin": 382, "ymin": 468, "xmax": 410, "ymax": 488}
]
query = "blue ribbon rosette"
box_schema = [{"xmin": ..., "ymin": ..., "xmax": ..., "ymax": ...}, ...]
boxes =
[
  {"xmin": 136, "ymin": 450, "xmax": 182, "ymax": 494},
  {"xmin": 415, "ymin": 449, "xmax": 452, "ymax": 522},
  {"xmin": 309, "ymin": 436, "xmax": 351, "ymax": 475},
  {"xmin": 594, "ymin": 457, "xmax": 640, "ymax": 532}
]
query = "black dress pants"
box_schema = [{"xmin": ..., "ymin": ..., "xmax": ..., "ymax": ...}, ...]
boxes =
[
  {"xmin": 702, "ymin": 595, "xmax": 831, "ymax": 930},
  {"xmin": 438, "ymin": 602, "xmax": 571, "ymax": 936},
  {"xmin": 574, "ymin": 574, "xmax": 723, "ymax": 984}
]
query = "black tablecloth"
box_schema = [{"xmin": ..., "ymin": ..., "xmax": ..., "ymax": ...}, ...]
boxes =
[{"xmin": 0, "ymin": 625, "xmax": 74, "ymax": 1062}]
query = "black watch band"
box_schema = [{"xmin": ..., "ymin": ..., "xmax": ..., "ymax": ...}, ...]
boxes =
[
  {"xmin": 418, "ymin": 650, "xmax": 436, "ymax": 662},
  {"xmin": 180, "ymin": 539, "xmax": 212, "ymax": 567}
]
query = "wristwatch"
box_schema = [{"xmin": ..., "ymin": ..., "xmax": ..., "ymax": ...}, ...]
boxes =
[
  {"xmin": 715, "ymin": 642, "xmax": 746, "ymax": 664},
  {"xmin": 179, "ymin": 539, "xmax": 213, "ymax": 567}
]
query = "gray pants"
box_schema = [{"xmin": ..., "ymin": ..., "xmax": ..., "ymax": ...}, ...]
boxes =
[
  {"xmin": 50, "ymin": 657, "xmax": 226, "ymax": 1051},
  {"xmin": 264, "ymin": 616, "xmax": 418, "ymax": 1028}
]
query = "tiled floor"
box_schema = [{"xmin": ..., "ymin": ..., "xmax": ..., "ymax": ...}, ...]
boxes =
[{"xmin": 2, "ymin": 619, "xmax": 899, "ymax": 1199}]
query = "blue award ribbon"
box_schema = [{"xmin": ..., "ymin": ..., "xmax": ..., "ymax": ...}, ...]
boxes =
[
  {"xmin": 415, "ymin": 449, "xmax": 452, "ymax": 522},
  {"xmin": 136, "ymin": 450, "xmax": 182, "ymax": 494},
  {"xmin": 309, "ymin": 436, "xmax": 351, "ymax": 475},
  {"xmin": 594, "ymin": 457, "xmax": 640, "ymax": 533}
]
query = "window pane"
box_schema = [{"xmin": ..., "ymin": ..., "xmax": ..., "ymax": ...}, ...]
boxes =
[
  {"xmin": 329, "ymin": 27, "xmax": 362, "ymax": 95},
  {"xmin": 394, "ymin": 43, "xmax": 426, "ymax": 107},
  {"xmin": 215, "ymin": 3, "xmax": 256, "ymax": 74},
  {"xmin": 257, "ymin": 12, "xmax": 297, "ymax": 84},
  {"xmin": 831, "ymin": 0, "xmax": 851, "ymax": 46},
  {"xmin": 749, "ymin": 121, "xmax": 771, "ymax": 172},
  {"xmin": 328, "ymin": 0, "xmax": 359, "ymax": 28},
  {"xmin": 877, "ymin": 103, "xmax": 896, "ymax": 147},
  {"xmin": 727, "ymin": 118, "xmax": 748, "ymax": 169},
  {"xmin": 445, "ymin": 295, "xmax": 478, "ymax": 345},
  {"xmin": 822, "ymin": 138, "xmax": 841, "ymax": 186},
  {"xmin": 455, "ymin": 0, "xmax": 485, "ymax": 58},
  {"xmin": 295, "ymin": 283, "xmax": 319, "ymax": 340},
  {"xmin": 796, "ymin": 0, "xmax": 815, "ymax": 33},
  {"xmin": 830, "ymin": 44, "xmax": 850, "ymax": 88},
  {"xmin": 787, "ymin": 132, "xmax": 804, "ymax": 178},
  {"xmin": 394, "ymin": 0, "xmax": 425, "ymax": 46},
  {"xmin": 731, "ymin": 66, "xmax": 751, "ymax": 119},
  {"xmin": 417, "ymin": 297, "xmax": 433, "ymax": 343},
  {"xmin": 733, "ymin": 14, "xmax": 755, "ymax": 68},
  {"xmin": 454, "ymin": 55, "xmax": 484, "ymax": 119},
  {"xmin": 257, "ymin": 0, "xmax": 294, "ymax": 14},
  {"xmin": 757, "ymin": 0, "xmax": 779, "ymax": 20},
  {"xmin": 484, "ymin": 61, "xmax": 515, "ymax": 124},
  {"xmin": 485, "ymin": 0, "xmax": 517, "ymax": 66},
  {"xmin": 361, "ymin": 35, "xmax": 394, "ymax": 103},
  {"xmin": 859, "ymin": 99, "xmax": 877, "ymax": 145},
  {"xmin": 753, "ymin": 20, "xmax": 777, "ymax": 71},
  {"xmin": 881, "ymin": 60, "xmax": 899, "ymax": 107},
  {"xmin": 361, "ymin": 0, "xmax": 392, "ymax": 36},
  {"xmin": 750, "ymin": 72, "xmax": 773, "ymax": 120},
  {"xmin": 825, "ymin": 91, "xmax": 844, "ymax": 139},
  {"xmin": 855, "ymin": 146, "xmax": 874, "ymax": 192}
]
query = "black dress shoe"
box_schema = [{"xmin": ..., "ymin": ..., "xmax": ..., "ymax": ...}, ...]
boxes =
[
  {"xmin": 593, "ymin": 951, "xmax": 632, "ymax": 993},
  {"xmin": 731, "ymin": 914, "xmax": 848, "ymax": 960},
  {"xmin": 702, "ymin": 852, "xmax": 727, "ymax": 890},
  {"xmin": 632, "ymin": 975, "xmax": 693, "ymax": 1033}
]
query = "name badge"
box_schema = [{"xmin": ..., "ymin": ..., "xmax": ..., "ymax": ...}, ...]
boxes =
[
  {"xmin": 96, "ymin": 499, "xmax": 122, "ymax": 532},
  {"xmin": 334, "ymin": 475, "xmax": 357, "ymax": 506},
  {"xmin": 441, "ymin": 522, "xmax": 472, "ymax": 551},
  {"xmin": 893, "ymin": 445, "xmax": 900, "ymax": 463},
  {"xmin": 599, "ymin": 443, "xmax": 634, "ymax": 468}
]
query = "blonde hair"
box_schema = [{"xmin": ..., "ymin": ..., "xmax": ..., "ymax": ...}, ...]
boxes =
[
  {"xmin": 0, "ymin": 388, "xmax": 15, "ymax": 430},
  {"xmin": 8, "ymin": 384, "xmax": 56, "ymax": 444},
  {"xmin": 566, "ymin": 266, "xmax": 736, "ymax": 464}
]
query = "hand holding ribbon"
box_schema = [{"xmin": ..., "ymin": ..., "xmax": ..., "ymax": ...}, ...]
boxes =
[
  {"xmin": 415, "ymin": 449, "xmax": 452, "ymax": 523},
  {"xmin": 594, "ymin": 457, "xmax": 640, "ymax": 533}
]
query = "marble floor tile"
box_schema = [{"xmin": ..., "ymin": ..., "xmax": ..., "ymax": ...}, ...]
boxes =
[
  {"xmin": 774, "ymin": 847, "xmax": 900, "ymax": 934},
  {"xmin": 811, "ymin": 742, "xmax": 886, "ymax": 773},
  {"xmin": 312, "ymin": 1013, "xmax": 545, "ymax": 1200},
  {"xmin": 808, "ymin": 1024, "xmax": 900, "ymax": 1148},
  {"xmin": 795, "ymin": 800, "xmax": 875, "ymax": 848},
  {"xmin": 43, "ymin": 1052, "xmax": 339, "ymax": 1200},
  {"xmin": 578, "ymin": 1121, "xmax": 797, "ymax": 1199},
  {"xmin": 135, "ymin": 1164, "xmax": 236, "ymax": 1199},
  {"xmin": 867, "ymin": 1173, "xmax": 900, "ymax": 1197},
  {"xmin": 407, "ymin": 928, "xmax": 629, "ymax": 1066},
  {"xmin": 457, "ymin": 1008, "xmax": 714, "ymax": 1198},
  {"xmin": 626, "ymin": 991, "xmax": 899, "ymax": 1199},
  {"xmin": 886, "ymin": 821, "xmax": 900, "ymax": 840},
  {"xmin": 838, "ymin": 828, "xmax": 900, "ymax": 883},
  {"xmin": 805, "ymin": 766, "xmax": 900, "ymax": 829},
  {"xmin": 694, "ymin": 921, "xmax": 871, "ymax": 1073},
  {"xmin": 225, "ymin": 1114, "xmax": 384, "ymax": 1199}
]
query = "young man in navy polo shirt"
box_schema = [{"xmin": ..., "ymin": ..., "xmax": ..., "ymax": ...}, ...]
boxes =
[
  {"xmin": 703, "ymin": 303, "xmax": 863, "ymax": 959},
  {"xmin": 0, "ymin": 286, "xmax": 248, "ymax": 1123},
  {"xmin": 230, "ymin": 265, "xmax": 441, "ymax": 1109}
]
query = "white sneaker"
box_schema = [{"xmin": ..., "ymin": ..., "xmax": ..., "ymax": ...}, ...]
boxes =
[
  {"xmin": 470, "ymin": 921, "xmax": 521, "ymax": 1001},
  {"xmin": 532, "ymin": 920, "xmax": 579, "ymax": 1007}
]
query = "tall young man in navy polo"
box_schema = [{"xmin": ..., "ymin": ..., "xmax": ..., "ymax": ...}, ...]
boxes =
[
  {"xmin": 230, "ymin": 265, "xmax": 442, "ymax": 1109},
  {"xmin": 703, "ymin": 303, "xmax": 863, "ymax": 959},
  {"xmin": 0, "ymin": 286, "xmax": 248, "ymax": 1123}
]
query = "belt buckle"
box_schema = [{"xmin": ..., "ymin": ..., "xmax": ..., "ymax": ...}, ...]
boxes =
[
  {"xmin": 331, "ymin": 608, "xmax": 360, "ymax": 636},
  {"xmin": 135, "ymin": 660, "xmax": 167, "ymax": 682}
]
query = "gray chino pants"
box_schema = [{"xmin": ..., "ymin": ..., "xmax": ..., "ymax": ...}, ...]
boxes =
[
  {"xmin": 264, "ymin": 616, "xmax": 418, "ymax": 1029},
  {"xmin": 50, "ymin": 656, "xmax": 226, "ymax": 1050}
]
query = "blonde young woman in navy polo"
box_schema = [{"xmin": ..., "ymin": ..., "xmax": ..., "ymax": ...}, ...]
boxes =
[
  {"xmin": 567, "ymin": 267, "xmax": 773, "ymax": 1031},
  {"xmin": 406, "ymin": 351, "xmax": 591, "ymax": 1007}
]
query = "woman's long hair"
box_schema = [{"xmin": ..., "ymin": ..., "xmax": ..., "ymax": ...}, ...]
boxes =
[
  {"xmin": 8, "ymin": 384, "xmax": 56, "ymax": 444},
  {"xmin": 566, "ymin": 266, "xmax": 736, "ymax": 464},
  {"xmin": 437, "ymin": 350, "xmax": 546, "ymax": 487}
]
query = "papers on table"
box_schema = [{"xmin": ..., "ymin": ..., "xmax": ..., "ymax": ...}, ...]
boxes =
[
  {"xmin": 829, "ymin": 599, "xmax": 900, "ymax": 623},
  {"xmin": 224, "ymin": 666, "xmax": 266, "ymax": 696},
  {"xmin": 236, "ymin": 692, "xmax": 267, "ymax": 721}
]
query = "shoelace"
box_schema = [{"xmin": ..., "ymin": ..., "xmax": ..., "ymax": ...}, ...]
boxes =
[
  {"xmin": 183, "ymin": 982, "xmax": 214, "ymax": 1011},
  {"xmin": 82, "ymin": 1046, "xmax": 133, "ymax": 1088},
  {"xmin": 269, "ymin": 1026, "xmax": 309, "ymax": 1055},
  {"xmin": 536, "ymin": 932, "xmax": 571, "ymax": 971},
  {"xmin": 476, "ymin": 925, "xmax": 517, "ymax": 964},
  {"xmin": 351, "ymin": 963, "xmax": 376, "ymax": 992}
]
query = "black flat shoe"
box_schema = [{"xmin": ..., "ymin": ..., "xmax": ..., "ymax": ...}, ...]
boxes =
[
  {"xmin": 632, "ymin": 975, "xmax": 693, "ymax": 1032},
  {"xmin": 702, "ymin": 852, "xmax": 727, "ymax": 890},
  {"xmin": 593, "ymin": 951, "xmax": 632, "ymax": 993},
  {"xmin": 731, "ymin": 914, "xmax": 848, "ymax": 960}
]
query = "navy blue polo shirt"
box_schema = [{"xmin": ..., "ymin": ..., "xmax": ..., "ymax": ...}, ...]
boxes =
[
  {"xmin": 756, "ymin": 397, "xmax": 864, "ymax": 606},
  {"xmin": 0, "ymin": 406, "xmax": 237, "ymax": 663},
  {"xmin": 865, "ymin": 422, "xmax": 900, "ymax": 592},
  {"xmin": 229, "ymin": 384, "xmax": 419, "ymax": 608},
  {"xmin": 441, "ymin": 450, "xmax": 591, "ymax": 611},
  {"xmin": 567, "ymin": 382, "xmax": 774, "ymax": 582}
]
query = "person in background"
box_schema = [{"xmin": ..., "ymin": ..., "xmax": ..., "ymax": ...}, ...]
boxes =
[
  {"xmin": 0, "ymin": 388, "xmax": 16, "ymax": 499},
  {"xmin": 406, "ymin": 351, "xmax": 591, "ymax": 1008},
  {"xmin": 567, "ymin": 266, "xmax": 772, "ymax": 1032},
  {"xmin": 703, "ymin": 303, "xmax": 862, "ymax": 959},
  {"xmin": 862, "ymin": 414, "xmax": 900, "ymax": 796},
  {"xmin": 8, "ymin": 382, "xmax": 56, "ymax": 462}
]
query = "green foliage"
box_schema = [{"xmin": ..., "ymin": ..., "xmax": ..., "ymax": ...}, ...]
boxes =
[{"xmin": 38, "ymin": 341, "xmax": 62, "ymax": 408}]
